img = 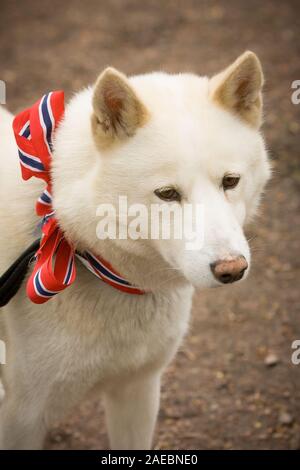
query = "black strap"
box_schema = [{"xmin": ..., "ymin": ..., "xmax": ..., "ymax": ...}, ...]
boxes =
[{"xmin": 0, "ymin": 239, "xmax": 40, "ymax": 308}]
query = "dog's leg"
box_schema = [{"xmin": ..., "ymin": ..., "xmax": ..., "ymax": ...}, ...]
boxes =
[
  {"xmin": 0, "ymin": 379, "xmax": 5, "ymax": 403},
  {"xmin": 103, "ymin": 371, "xmax": 161, "ymax": 450}
]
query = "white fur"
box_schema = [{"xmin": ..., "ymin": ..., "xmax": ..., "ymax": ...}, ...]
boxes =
[{"xmin": 0, "ymin": 65, "xmax": 270, "ymax": 449}]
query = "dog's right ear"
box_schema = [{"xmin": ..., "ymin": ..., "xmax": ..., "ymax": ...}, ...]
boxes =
[{"xmin": 91, "ymin": 67, "xmax": 149, "ymax": 149}]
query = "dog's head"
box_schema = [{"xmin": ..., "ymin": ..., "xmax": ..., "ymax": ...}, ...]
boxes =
[{"xmin": 53, "ymin": 51, "xmax": 271, "ymax": 290}]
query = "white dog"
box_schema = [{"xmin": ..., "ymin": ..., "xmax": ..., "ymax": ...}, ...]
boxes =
[{"xmin": 0, "ymin": 51, "xmax": 270, "ymax": 449}]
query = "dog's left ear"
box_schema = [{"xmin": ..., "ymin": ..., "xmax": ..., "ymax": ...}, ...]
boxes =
[
  {"xmin": 209, "ymin": 51, "xmax": 264, "ymax": 128},
  {"xmin": 92, "ymin": 67, "xmax": 149, "ymax": 148}
]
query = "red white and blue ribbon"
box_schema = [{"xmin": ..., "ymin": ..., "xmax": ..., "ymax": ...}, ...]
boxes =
[{"xmin": 13, "ymin": 91, "xmax": 144, "ymax": 303}]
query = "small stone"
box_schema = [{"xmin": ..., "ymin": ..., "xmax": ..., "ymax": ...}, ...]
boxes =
[
  {"xmin": 279, "ymin": 411, "xmax": 294, "ymax": 426},
  {"xmin": 216, "ymin": 370, "xmax": 225, "ymax": 379},
  {"xmin": 254, "ymin": 421, "xmax": 263, "ymax": 429},
  {"xmin": 210, "ymin": 403, "xmax": 219, "ymax": 411},
  {"xmin": 264, "ymin": 353, "xmax": 279, "ymax": 367},
  {"xmin": 51, "ymin": 433, "xmax": 63, "ymax": 443}
]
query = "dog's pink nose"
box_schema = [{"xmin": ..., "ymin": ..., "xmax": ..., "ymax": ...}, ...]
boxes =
[{"xmin": 210, "ymin": 255, "xmax": 248, "ymax": 284}]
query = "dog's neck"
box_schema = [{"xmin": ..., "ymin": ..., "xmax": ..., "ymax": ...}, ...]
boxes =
[
  {"xmin": 89, "ymin": 238, "xmax": 188, "ymax": 292},
  {"xmin": 60, "ymin": 216, "xmax": 188, "ymax": 292}
]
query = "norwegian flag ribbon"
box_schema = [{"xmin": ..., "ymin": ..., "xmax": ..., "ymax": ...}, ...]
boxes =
[{"xmin": 13, "ymin": 91, "xmax": 144, "ymax": 304}]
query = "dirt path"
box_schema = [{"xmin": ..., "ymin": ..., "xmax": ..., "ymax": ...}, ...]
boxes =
[{"xmin": 1, "ymin": 0, "xmax": 299, "ymax": 449}]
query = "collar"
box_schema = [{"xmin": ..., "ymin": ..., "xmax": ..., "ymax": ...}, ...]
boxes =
[{"xmin": 13, "ymin": 91, "xmax": 144, "ymax": 304}]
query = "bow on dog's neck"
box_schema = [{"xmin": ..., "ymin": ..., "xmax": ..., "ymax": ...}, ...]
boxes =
[{"xmin": 12, "ymin": 91, "xmax": 144, "ymax": 304}]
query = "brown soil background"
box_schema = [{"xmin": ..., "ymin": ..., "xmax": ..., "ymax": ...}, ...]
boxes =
[{"xmin": 0, "ymin": 0, "xmax": 299, "ymax": 450}]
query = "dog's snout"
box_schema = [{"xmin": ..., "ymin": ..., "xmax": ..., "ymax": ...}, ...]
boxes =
[{"xmin": 210, "ymin": 255, "xmax": 248, "ymax": 284}]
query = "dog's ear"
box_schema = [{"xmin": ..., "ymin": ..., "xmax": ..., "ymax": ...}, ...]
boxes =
[
  {"xmin": 209, "ymin": 51, "xmax": 264, "ymax": 128},
  {"xmin": 92, "ymin": 67, "xmax": 149, "ymax": 148}
]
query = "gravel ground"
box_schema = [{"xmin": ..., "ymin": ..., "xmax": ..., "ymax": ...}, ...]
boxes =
[{"xmin": 0, "ymin": 0, "xmax": 299, "ymax": 450}]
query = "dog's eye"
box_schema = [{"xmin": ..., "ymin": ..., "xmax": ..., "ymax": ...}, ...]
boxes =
[
  {"xmin": 154, "ymin": 187, "xmax": 181, "ymax": 202},
  {"xmin": 222, "ymin": 174, "xmax": 240, "ymax": 190}
]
